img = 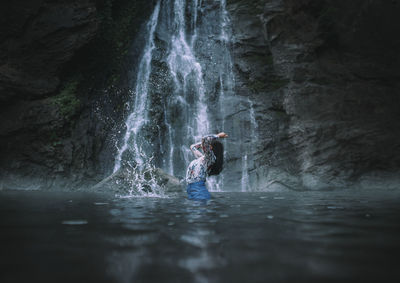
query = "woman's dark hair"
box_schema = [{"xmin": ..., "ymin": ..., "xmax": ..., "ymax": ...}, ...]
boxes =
[{"xmin": 208, "ymin": 140, "xmax": 223, "ymax": 176}]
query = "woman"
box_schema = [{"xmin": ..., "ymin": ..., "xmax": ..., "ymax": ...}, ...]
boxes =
[{"xmin": 186, "ymin": 132, "xmax": 228, "ymax": 200}]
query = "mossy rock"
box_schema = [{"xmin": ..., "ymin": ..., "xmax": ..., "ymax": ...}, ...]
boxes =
[{"xmin": 52, "ymin": 80, "xmax": 81, "ymax": 119}]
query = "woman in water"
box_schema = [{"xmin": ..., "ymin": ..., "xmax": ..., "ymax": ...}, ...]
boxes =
[{"xmin": 186, "ymin": 132, "xmax": 228, "ymax": 200}]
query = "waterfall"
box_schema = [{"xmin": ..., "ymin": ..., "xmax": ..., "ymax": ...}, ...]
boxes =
[
  {"xmin": 113, "ymin": 1, "xmax": 161, "ymax": 173},
  {"xmin": 241, "ymin": 98, "xmax": 258, "ymax": 192},
  {"xmin": 167, "ymin": 0, "xmax": 210, "ymax": 140},
  {"xmin": 113, "ymin": 0, "xmax": 258, "ymax": 191},
  {"xmin": 164, "ymin": 0, "xmax": 212, "ymax": 181}
]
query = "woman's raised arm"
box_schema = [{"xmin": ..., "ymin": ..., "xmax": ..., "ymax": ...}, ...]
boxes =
[{"xmin": 190, "ymin": 142, "xmax": 203, "ymax": 158}]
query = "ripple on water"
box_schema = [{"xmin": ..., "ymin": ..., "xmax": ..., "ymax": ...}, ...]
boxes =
[
  {"xmin": 327, "ymin": 206, "xmax": 345, "ymax": 210},
  {"xmin": 62, "ymin": 220, "xmax": 88, "ymax": 225},
  {"xmin": 94, "ymin": 202, "xmax": 109, "ymax": 206},
  {"xmin": 109, "ymin": 208, "xmax": 122, "ymax": 216},
  {"xmin": 107, "ymin": 233, "xmax": 159, "ymax": 247}
]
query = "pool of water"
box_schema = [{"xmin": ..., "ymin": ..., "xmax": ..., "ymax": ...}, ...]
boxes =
[{"xmin": 0, "ymin": 189, "xmax": 399, "ymax": 282}]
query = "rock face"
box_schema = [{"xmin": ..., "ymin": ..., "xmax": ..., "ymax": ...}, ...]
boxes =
[
  {"xmin": 0, "ymin": 0, "xmax": 99, "ymax": 190},
  {"xmin": 227, "ymin": 0, "xmax": 400, "ymax": 189},
  {"xmin": 0, "ymin": 0, "xmax": 98, "ymax": 101}
]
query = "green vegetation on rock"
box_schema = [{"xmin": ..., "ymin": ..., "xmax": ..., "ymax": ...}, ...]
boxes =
[{"xmin": 52, "ymin": 81, "xmax": 80, "ymax": 118}]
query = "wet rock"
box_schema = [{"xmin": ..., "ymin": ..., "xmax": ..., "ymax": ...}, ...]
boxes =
[
  {"xmin": 227, "ymin": 0, "xmax": 400, "ymax": 190},
  {"xmin": 0, "ymin": 0, "xmax": 98, "ymax": 101}
]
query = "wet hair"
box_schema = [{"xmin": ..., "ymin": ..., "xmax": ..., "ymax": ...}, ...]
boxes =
[{"xmin": 208, "ymin": 140, "xmax": 223, "ymax": 176}]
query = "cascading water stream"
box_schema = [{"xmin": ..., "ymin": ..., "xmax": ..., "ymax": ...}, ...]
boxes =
[
  {"xmin": 167, "ymin": 0, "xmax": 209, "ymax": 140},
  {"xmin": 113, "ymin": 1, "xmax": 161, "ymax": 173},
  {"xmin": 209, "ymin": 0, "xmax": 236, "ymax": 192},
  {"xmin": 241, "ymin": 98, "xmax": 258, "ymax": 192},
  {"xmin": 164, "ymin": 0, "xmax": 212, "ymax": 177}
]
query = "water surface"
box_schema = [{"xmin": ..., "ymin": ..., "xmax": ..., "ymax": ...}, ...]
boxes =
[{"xmin": 0, "ymin": 189, "xmax": 399, "ymax": 282}]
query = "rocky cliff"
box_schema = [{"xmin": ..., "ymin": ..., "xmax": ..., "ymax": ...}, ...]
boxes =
[
  {"xmin": 1, "ymin": 0, "xmax": 399, "ymax": 190},
  {"xmin": 227, "ymin": 0, "xmax": 400, "ymax": 189}
]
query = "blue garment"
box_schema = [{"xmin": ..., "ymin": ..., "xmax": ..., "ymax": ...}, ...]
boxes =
[{"xmin": 186, "ymin": 181, "xmax": 211, "ymax": 200}]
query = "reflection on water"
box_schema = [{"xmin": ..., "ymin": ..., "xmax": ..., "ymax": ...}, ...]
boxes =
[{"xmin": 0, "ymin": 189, "xmax": 400, "ymax": 282}]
